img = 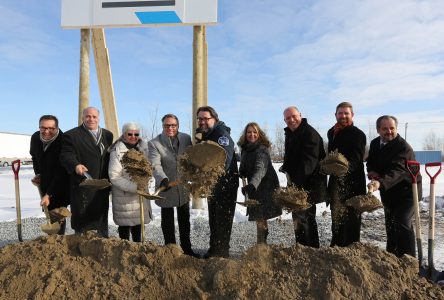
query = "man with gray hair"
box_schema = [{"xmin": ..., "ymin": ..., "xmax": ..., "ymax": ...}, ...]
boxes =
[
  {"xmin": 366, "ymin": 115, "xmax": 421, "ymax": 257},
  {"xmin": 60, "ymin": 107, "xmax": 113, "ymax": 237},
  {"xmin": 148, "ymin": 114, "xmax": 199, "ymax": 257}
]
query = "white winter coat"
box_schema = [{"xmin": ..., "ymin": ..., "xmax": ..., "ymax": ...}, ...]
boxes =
[{"xmin": 108, "ymin": 139, "xmax": 152, "ymax": 226}]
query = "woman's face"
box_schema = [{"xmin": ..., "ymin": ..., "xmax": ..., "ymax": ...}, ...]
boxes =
[
  {"xmin": 246, "ymin": 126, "xmax": 259, "ymax": 143},
  {"xmin": 123, "ymin": 130, "xmax": 140, "ymax": 145}
]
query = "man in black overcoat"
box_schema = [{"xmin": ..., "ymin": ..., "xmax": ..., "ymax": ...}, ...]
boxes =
[
  {"xmin": 327, "ymin": 102, "xmax": 366, "ymax": 247},
  {"xmin": 30, "ymin": 115, "xmax": 70, "ymax": 234},
  {"xmin": 60, "ymin": 107, "xmax": 113, "ymax": 237},
  {"xmin": 366, "ymin": 115, "xmax": 421, "ymax": 257},
  {"xmin": 280, "ymin": 106, "xmax": 327, "ymax": 247}
]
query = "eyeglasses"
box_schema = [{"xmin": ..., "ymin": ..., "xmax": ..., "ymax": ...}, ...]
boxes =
[
  {"xmin": 39, "ymin": 127, "xmax": 57, "ymax": 132},
  {"xmin": 163, "ymin": 124, "xmax": 178, "ymax": 128},
  {"xmin": 197, "ymin": 117, "xmax": 213, "ymax": 122},
  {"xmin": 127, "ymin": 133, "xmax": 140, "ymax": 137}
]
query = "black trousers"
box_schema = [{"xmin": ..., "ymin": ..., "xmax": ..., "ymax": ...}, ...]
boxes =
[
  {"xmin": 330, "ymin": 204, "xmax": 361, "ymax": 247},
  {"xmin": 118, "ymin": 225, "xmax": 142, "ymax": 242},
  {"xmin": 207, "ymin": 178, "xmax": 238, "ymax": 256},
  {"xmin": 292, "ymin": 204, "xmax": 320, "ymax": 248},
  {"xmin": 383, "ymin": 195, "xmax": 415, "ymax": 257},
  {"xmin": 161, "ymin": 202, "xmax": 192, "ymax": 251}
]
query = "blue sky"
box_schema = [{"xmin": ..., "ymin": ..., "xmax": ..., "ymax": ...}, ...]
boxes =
[{"xmin": 1, "ymin": 0, "xmax": 444, "ymax": 150}]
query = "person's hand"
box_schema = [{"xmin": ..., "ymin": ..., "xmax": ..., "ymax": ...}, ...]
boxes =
[
  {"xmin": 75, "ymin": 164, "xmax": 88, "ymax": 176},
  {"xmin": 31, "ymin": 174, "xmax": 41, "ymax": 186},
  {"xmin": 241, "ymin": 184, "xmax": 256, "ymax": 196},
  {"xmin": 367, "ymin": 180, "xmax": 380, "ymax": 193},
  {"xmin": 160, "ymin": 178, "xmax": 171, "ymax": 191},
  {"xmin": 40, "ymin": 194, "xmax": 50, "ymax": 207}
]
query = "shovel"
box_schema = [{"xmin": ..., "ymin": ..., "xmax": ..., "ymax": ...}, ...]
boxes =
[
  {"xmin": 136, "ymin": 180, "xmax": 180, "ymax": 200},
  {"xmin": 12, "ymin": 160, "xmax": 22, "ymax": 242},
  {"xmin": 425, "ymin": 162, "xmax": 442, "ymax": 282},
  {"xmin": 236, "ymin": 177, "xmax": 259, "ymax": 207},
  {"xmin": 79, "ymin": 171, "xmax": 112, "ymax": 189},
  {"xmin": 41, "ymin": 205, "xmax": 61, "ymax": 235},
  {"xmin": 406, "ymin": 160, "xmax": 424, "ymax": 273}
]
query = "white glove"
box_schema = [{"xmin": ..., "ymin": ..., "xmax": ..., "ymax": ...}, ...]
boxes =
[{"xmin": 367, "ymin": 180, "xmax": 380, "ymax": 193}]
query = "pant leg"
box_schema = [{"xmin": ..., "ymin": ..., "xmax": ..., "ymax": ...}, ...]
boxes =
[
  {"xmin": 331, "ymin": 203, "xmax": 361, "ymax": 247},
  {"xmin": 177, "ymin": 202, "xmax": 192, "ymax": 251},
  {"xmin": 118, "ymin": 226, "xmax": 130, "ymax": 240},
  {"xmin": 383, "ymin": 204, "xmax": 397, "ymax": 254},
  {"xmin": 161, "ymin": 207, "xmax": 176, "ymax": 245},
  {"xmin": 392, "ymin": 197, "xmax": 415, "ymax": 257},
  {"xmin": 207, "ymin": 196, "xmax": 218, "ymax": 252},
  {"xmin": 292, "ymin": 205, "xmax": 320, "ymax": 248},
  {"xmin": 130, "ymin": 225, "xmax": 142, "ymax": 243}
]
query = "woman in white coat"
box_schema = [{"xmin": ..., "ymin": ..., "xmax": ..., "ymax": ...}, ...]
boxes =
[{"xmin": 108, "ymin": 122, "xmax": 152, "ymax": 242}]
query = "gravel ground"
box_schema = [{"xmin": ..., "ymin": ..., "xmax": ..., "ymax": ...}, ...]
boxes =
[{"xmin": 0, "ymin": 211, "xmax": 385, "ymax": 255}]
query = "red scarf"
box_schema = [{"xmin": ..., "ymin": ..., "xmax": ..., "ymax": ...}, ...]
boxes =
[{"xmin": 333, "ymin": 122, "xmax": 353, "ymax": 136}]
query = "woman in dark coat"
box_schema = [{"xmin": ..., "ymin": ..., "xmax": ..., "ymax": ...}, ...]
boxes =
[{"xmin": 238, "ymin": 122, "xmax": 282, "ymax": 244}]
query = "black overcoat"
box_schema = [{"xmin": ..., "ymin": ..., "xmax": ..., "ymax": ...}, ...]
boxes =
[
  {"xmin": 281, "ymin": 118, "xmax": 327, "ymax": 204},
  {"xmin": 239, "ymin": 143, "xmax": 282, "ymax": 220},
  {"xmin": 327, "ymin": 125, "xmax": 366, "ymax": 202},
  {"xmin": 59, "ymin": 125, "xmax": 113, "ymax": 230},
  {"xmin": 29, "ymin": 130, "xmax": 70, "ymax": 210}
]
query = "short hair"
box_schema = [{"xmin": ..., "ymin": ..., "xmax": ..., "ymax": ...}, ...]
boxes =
[
  {"xmin": 161, "ymin": 114, "xmax": 179, "ymax": 125},
  {"xmin": 122, "ymin": 122, "xmax": 141, "ymax": 134},
  {"xmin": 39, "ymin": 115, "xmax": 59, "ymax": 128},
  {"xmin": 238, "ymin": 122, "xmax": 271, "ymax": 148},
  {"xmin": 82, "ymin": 107, "xmax": 100, "ymax": 116},
  {"xmin": 335, "ymin": 102, "xmax": 353, "ymax": 113},
  {"xmin": 283, "ymin": 106, "xmax": 300, "ymax": 116},
  {"xmin": 196, "ymin": 106, "xmax": 219, "ymax": 122},
  {"xmin": 376, "ymin": 115, "xmax": 398, "ymax": 130}
]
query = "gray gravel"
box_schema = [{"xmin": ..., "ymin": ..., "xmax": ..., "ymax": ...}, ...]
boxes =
[{"xmin": 0, "ymin": 212, "xmax": 388, "ymax": 258}]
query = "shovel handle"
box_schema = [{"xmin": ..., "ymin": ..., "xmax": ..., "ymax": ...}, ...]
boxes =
[
  {"xmin": 425, "ymin": 162, "xmax": 442, "ymax": 184},
  {"xmin": 406, "ymin": 160, "xmax": 420, "ymax": 183},
  {"xmin": 12, "ymin": 159, "xmax": 20, "ymax": 180}
]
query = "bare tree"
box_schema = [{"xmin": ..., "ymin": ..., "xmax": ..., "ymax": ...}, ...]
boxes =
[
  {"xmin": 272, "ymin": 122, "xmax": 285, "ymax": 162},
  {"xmin": 145, "ymin": 106, "xmax": 160, "ymax": 140},
  {"xmin": 423, "ymin": 131, "xmax": 444, "ymax": 151}
]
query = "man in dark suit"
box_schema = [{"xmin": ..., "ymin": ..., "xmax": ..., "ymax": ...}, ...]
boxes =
[
  {"xmin": 327, "ymin": 102, "xmax": 367, "ymax": 247},
  {"xmin": 366, "ymin": 115, "xmax": 420, "ymax": 257},
  {"xmin": 30, "ymin": 115, "xmax": 70, "ymax": 234},
  {"xmin": 281, "ymin": 106, "xmax": 327, "ymax": 248},
  {"xmin": 60, "ymin": 107, "xmax": 113, "ymax": 237}
]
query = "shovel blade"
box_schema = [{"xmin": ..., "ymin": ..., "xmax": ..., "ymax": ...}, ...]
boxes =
[
  {"xmin": 41, "ymin": 223, "xmax": 61, "ymax": 235},
  {"xmin": 80, "ymin": 179, "xmax": 112, "ymax": 189}
]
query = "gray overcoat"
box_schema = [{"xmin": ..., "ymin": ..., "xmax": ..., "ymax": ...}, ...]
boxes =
[{"xmin": 148, "ymin": 132, "xmax": 192, "ymax": 208}]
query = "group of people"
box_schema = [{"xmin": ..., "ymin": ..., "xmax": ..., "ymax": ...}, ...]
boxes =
[{"xmin": 30, "ymin": 102, "xmax": 420, "ymax": 260}]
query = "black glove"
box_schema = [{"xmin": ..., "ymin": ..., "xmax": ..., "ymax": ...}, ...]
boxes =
[
  {"xmin": 160, "ymin": 178, "xmax": 171, "ymax": 191},
  {"xmin": 241, "ymin": 184, "xmax": 256, "ymax": 196}
]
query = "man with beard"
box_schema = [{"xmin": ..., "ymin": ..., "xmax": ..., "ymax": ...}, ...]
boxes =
[
  {"xmin": 327, "ymin": 102, "xmax": 366, "ymax": 247},
  {"xmin": 30, "ymin": 115, "xmax": 70, "ymax": 234},
  {"xmin": 196, "ymin": 106, "xmax": 239, "ymax": 258},
  {"xmin": 366, "ymin": 115, "xmax": 421, "ymax": 257},
  {"xmin": 280, "ymin": 106, "xmax": 327, "ymax": 248},
  {"xmin": 60, "ymin": 107, "xmax": 113, "ymax": 237}
]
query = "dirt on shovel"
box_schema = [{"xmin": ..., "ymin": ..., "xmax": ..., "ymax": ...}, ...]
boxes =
[
  {"xmin": 41, "ymin": 206, "xmax": 60, "ymax": 235},
  {"xmin": 345, "ymin": 193, "xmax": 383, "ymax": 213},
  {"xmin": 274, "ymin": 186, "xmax": 311, "ymax": 212}
]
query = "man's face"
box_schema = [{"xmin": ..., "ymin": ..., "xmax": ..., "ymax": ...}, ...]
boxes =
[
  {"xmin": 284, "ymin": 108, "xmax": 302, "ymax": 131},
  {"xmin": 335, "ymin": 107, "xmax": 354, "ymax": 126},
  {"xmin": 163, "ymin": 117, "xmax": 178, "ymax": 137},
  {"xmin": 378, "ymin": 118, "xmax": 398, "ymax": 143},
  {"xmin": 83, "ymin": 108, "xmax": 99, "ymax": 130},
  {"xmin": 39, "ymin": 119, "xmax": 58, "ymax": 140},
  {"xmin": 197, "ymin": 111, "xmax": 216, "ymax": 132}
]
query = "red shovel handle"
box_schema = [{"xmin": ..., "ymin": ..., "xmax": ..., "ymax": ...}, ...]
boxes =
[
  {"xmin": 12, "ymin": 159, "xmax": 21, "ymax": 180},
  {"xmin": 425, "ymin": 162, "xmax": 442, "ymax": 184},
  {"xmin": 406, "ymin": 160, "xmax": 420, "ymax": 183}
]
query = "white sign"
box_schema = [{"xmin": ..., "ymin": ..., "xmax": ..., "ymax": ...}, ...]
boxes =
[{"xmin": 61, "ymin": 0, "xmax": 217, "ymax": 28}]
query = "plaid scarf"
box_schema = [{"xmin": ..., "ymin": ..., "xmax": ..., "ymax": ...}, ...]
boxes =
[{"xmin": 40, "ymin": 129, "xmax": 60, "ymax": 152}]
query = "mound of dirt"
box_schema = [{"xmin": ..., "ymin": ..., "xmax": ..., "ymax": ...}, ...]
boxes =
[{"xmin": 1, "ymin": 234, "xmax": 442, "ymax": 299}]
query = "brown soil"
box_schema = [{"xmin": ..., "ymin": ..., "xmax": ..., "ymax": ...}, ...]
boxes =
[
  {"xmin": 274, "ymin": 186, "xmax": 311, "ymax": 212},
  {"xmin": 178, "ymin": 142, "xmax": 226, "ymax": 199},
  {"xmin": 0, "ymin": 233, "xmax": 443, "ymax": 299},
  {"xmin": 121, "ymin": 148, "xmax": 152, "ymax": 191},
  {"xmin": 320, "ymin": 150, "xmax": 349, "ymax": 176},
  {"xmin": 346, "ymin": 193, "xmax": 383, "ymax": 213}
]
